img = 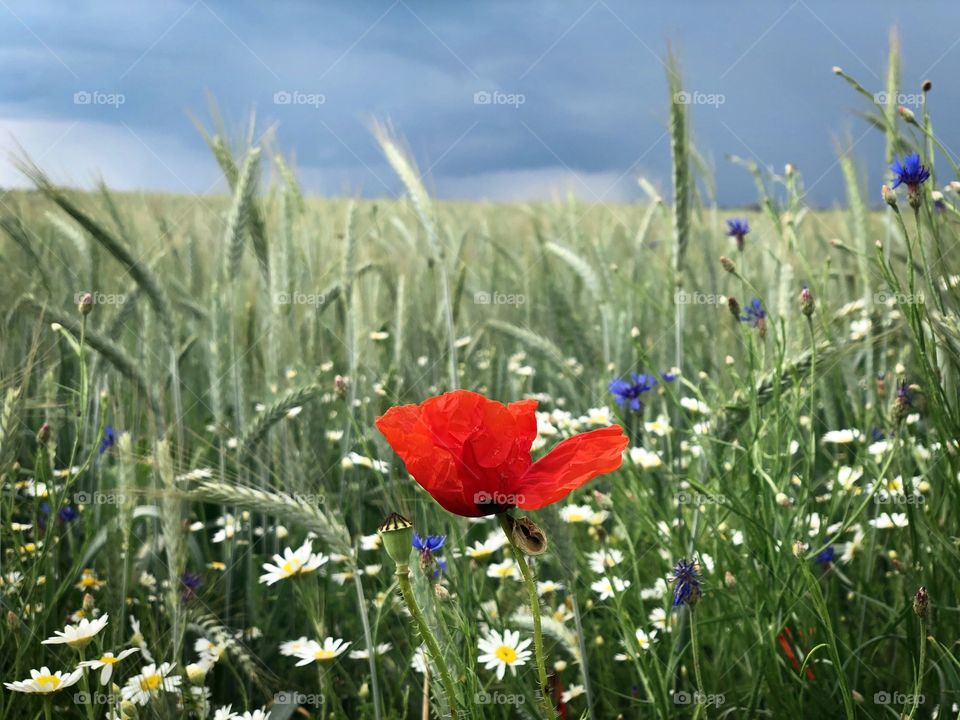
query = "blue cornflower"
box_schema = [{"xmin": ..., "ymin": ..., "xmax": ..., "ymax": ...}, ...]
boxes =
[
  {"xmin": 814, "ymin": 545, "xmax": 835, "ymax": 565},
  {"xmin": 670, "ymin": 558, "xmax": 702, "ymax": 607},
  {"xmin": 412, "ymin": 533, "xmax": 446, "ymax": 553},
  {"xmin": 726, "ymin": 218, "xmax": 750, "ymax": 251},
  {"xmin": 180, "ymin": 572, "xmax": 202, "ymax": 602},
  {"xmin": 660, "ymin": 370, "xmax": 677, "ymax": 383},
  {"xmin": 98, "ymin": 426, "xmax": 117, "ymax": 457},
  {"xmin": 609, "ymin": 373, "xmax": 658, "ymax": 412},
  {"xmin": 57, "ymin": 505, "xmax": 78, "ymax": 523},
  {"xmin": 890, "ymin": 153, "xmax": 930, "ymax": 191},
  {"xmin": 740, "ymin": 299, "xmax": 767, "ymax": 335}
]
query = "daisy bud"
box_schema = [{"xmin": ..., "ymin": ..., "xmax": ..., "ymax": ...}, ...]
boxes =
[
  {"xmin": 897, "ymin": 105, "xmax": 917, "ymax": 125},
  {"xmin": 120, "ymin": 700, "xmax": 139, "ymax": 719},
  {"xmin": 36, "ymin": 422, "xmax": 51, "ymax": 446},
  {"xmin": 785, "ymin": 163, "xmax": 795, "ymax": 177},
  {"xmin": 832, "ymin": 65, "xmax": 843, "ymax": 75},
  {"xmin": 359, "ymin": 682, "xmax": 370, "ymax": 700},
  {"xmin": 720, "ymin": 256, "xmax": 736, "ymax": 274},
  {"xmin": 82, "ymin": 593, "xmax": 95, "ymax": 613},
  {"xmin": 503, "ymin": 514, "xmax": 548, "ymax": 556},
  {"xmin": 851, "ymin": 690, "xmax": 865, "ymax": 704},
  {"xmin": 913, "ymin": 586, "xmax": 929, "ymax": 621},
  {"xmin": 554, "ymin": 660, "xmax": 568, "ymax": 672},
  {"xmin": 377, "ymin": 513, "xmax": 414, "ymax": 567},
  {"xmin": 186, "ymin": 662, "xmax": 207, "ymax": 684},
  {"xmin": 799, "ymin": 286, "xmax": 815, "ymax": 317},
  {"xmin": 78, "ymin": 292, "xmax": 94, "ymax": 316},
  {"xmin": 882, "ymin": 185, "xmax": 897, "ymax": 207}
]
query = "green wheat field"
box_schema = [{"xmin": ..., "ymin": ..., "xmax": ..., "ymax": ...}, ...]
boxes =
[{"xmin": 2, "ymin": 46, "xmax": 960, "ymax": 720}]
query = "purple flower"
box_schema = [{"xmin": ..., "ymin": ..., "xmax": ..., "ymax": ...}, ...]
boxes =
[
  {"xmin": 740, "ymin": 298, "xmax": 767, "ymax": 327},
  {"xmin": 890, "ymin": 153, "xmax": 930, "ymax": 191},
  {"xmin": 609, "ymin": 373, "xmax": 658, "ymax": 412},
  {"xmin": 98, "ymin": 426, "xmax": 117, "ymax": 457},
  {"xmin": 412, "ymin": 533, "xmax": 446, "ymax": 553},
  {"xmin": 726, "ymin": 218, "xmax": 750, "ymax": 250},
  {"xmin": 180, "ymin": 572, "xmax": 202, "ymax": 603},
  {"xmin": 670, "ymin": 558, "xmax": 702, "ymax": 607}
]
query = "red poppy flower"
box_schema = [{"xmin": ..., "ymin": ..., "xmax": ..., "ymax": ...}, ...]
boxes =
[{"xmin": 375, "ymin": 390, "xmax": 628, "ymax": 517}]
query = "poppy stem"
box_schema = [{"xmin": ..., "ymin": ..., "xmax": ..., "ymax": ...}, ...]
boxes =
[
  {"xmin": 395, "ymin": 564, "xmax": 459, "ymax": 719},
  {"xmin": 498, "ymin": 514, "xmax": 555, "ymax": 720}
]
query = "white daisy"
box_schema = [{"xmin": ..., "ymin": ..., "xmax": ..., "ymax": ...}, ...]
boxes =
[
  {"xmin": 644, "ymin": 415, "xmax": 672, "ymax": 436},
  {"xmin": 559, "ymin": 505, "xmax": 595, "ymax": 524},
  {"xmin": 348, "ymin": 643, "xmax": 392, "ymax": 659},
  {"xmin": 649, "ymin": 607, "xmax": 671, "ymax": 633},
  {"xmin": 561, "ymin": 684, "xmax": 586, "ymax": 703},
  {"xmin": 463, "ymin": 535, "xmax": 507, "ymax": 560},
  {"xmin": 293, "ymin": 637, "xmax": 351, "ymax": 665},
  {"xmin": 486, "ymin": 559, "xmax": 521, "ymax": 581},
  {"xmin": 195, "ymin": 638, "xmax": 228, "ymax": 666},
  {"xmin": 259, "ymin": 539, "xmax": 329, "ymax": 585},
  {"xmin": 591, "ymin": 576, "xmax": 630, "ymax": 600},
  {"xmin": 214, "ymin": 707, "xmax": 239, "ymax": 720},
  {"xmin": 537, "ymin": 580, "xmax": 565, "ymax": 595},
  {"xmin": 635, "ymin": 628, "xmax": 657, "ymax": 651},
  {"xmin": 129, "ymin": 615, "xmax": 155, "ymax": 663},
  {"xmin": 4, "ymin": 666, "xmax": 83, "ymax": 694},
  {"xmin": 41, "ymin": 614, "xmax": 109, "ymax": 649},
  {"xmin": 841, "ymin": 526, "xmax": 865, "ymax": 563},
  {"xmin": 870, "ymin": 512, "xmax": 908, "ymax": 529},
  {"xmin": 78, "ymin": 647, "xmax": 139, "ymax": 685},
  {"xmin": 822, "ymin": 429, "xmax": 861, "ymax": 444},
  {"xmin": 629, "ymin": 447, "xmax": 663, "ymax": 469},
  {"xmin": 279, "ymin": 637, "xmax": 311, "ymax": 657},
  {"xmin": 410, "ymin": 645, "xmax": 429, "ymax": 674},
  {"xmin": 587, "ymin": 549, "xmax": 624, "ymax": 574},
  {"xmin": 477, "ymin": 629, "xmax": 532, "ymax": 680},
  {"xmin": 212, "ymin": 514, "xmax": 243, "ymax": 543},
  {"xmin": 121, "ymin": 662, "xmax": 182, "ymax": 705},
  {"xmin": 239, "ymin": 709, "xmax": 271, "ymax": 720}
]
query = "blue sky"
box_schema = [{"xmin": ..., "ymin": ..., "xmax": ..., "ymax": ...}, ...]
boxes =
[{"xmin": 2, "ymin": 0, "xmax": 959, "ymax": 206}]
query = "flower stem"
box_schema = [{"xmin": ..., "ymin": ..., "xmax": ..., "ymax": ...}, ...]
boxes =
[
  {"xmin": 907, "ymin": 625, "xmax": 926, "ymax": 720},
  {"xmin": 689, "ymin": 608, "xmax": 707, "ymax": 720},
  {"xmin": 395, "ymin": 564, "xmax": 459, "ymax": 719},
  {"xmin": 498, "ymin": 514, "xmax": 555, "ymax": 720},
  {"xmin": 43, "ymin": 697, "xmax": 53, "ymax": 720}
]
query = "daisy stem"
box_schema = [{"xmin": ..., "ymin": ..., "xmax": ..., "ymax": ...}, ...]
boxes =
[
  {"xmin": 907, "ymin": 625, "xmax": 926, "ymax": 720},
  {"xmin": 497, "ymin": 514, "xmax": 555, "ymax": 720},
  {"xmin": 395, "ymin": 564, "xmax": 459, "ymax": 719},
  {"xmin": 689, "ymin": 608, "xmax": 707, "ymax": 720},
  {"xmin": 42, "ymin": 697, "xmax": 52, "ymax": 720}
]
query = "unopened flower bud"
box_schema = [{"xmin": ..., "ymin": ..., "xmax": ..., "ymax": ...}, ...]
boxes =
[
  {"xmin": 897, "ymin": 105, "xmax": 917, "ymax": 125},
  {"xmin": 36, "ymin": 423, "xmax": 51, "ymax": 446},
  {"xmin": 882, "ymin": 185, "xmax": 897, "ymax": 207},
  {"xmin": 799, "ymin": 286, "xmax": 815, "ymax": 317},
  {"xmin": 434, "ymin": 583, "xmax": 450, "ymax": 601},
  {"xmin": 720, "ymin": 256, "xmax": 736, "ymax": 274},
  {"xmin": 334, "ymin": 375, "xmax": 349, "ymax": 398},
  {"xmin": 922, "ymin": 79, "xmax": 932, "ymax": 93},
  {"xmin": 727, "ymin": 297, "xmax": 741, "ymax": 321},
  {"xmin": 832, "ymin": 66, "xmax": 843, "ymax": 75},
  {"xmin": 723, "ymin": 570, "xmax": 737, "ymax": 587},
  {"xmin": 785, "ymin": 163, "xmax": 795, "ymax": 177},
  {"xmin": 186, "ymin": 663, "xmax": 207, "ymax": 684},
  {"xmin": 78, "ymin": 292, "xmax": 94, "ymax": 316},
  {"xmin": 377, "ymin": 513, "xmax": 414, "ymax": 567},
  {"xmin": 913, "ymin": 586, "xmax": 929, "ymax": 621},
  {"xmin": 120, "ymin": 700, "xmax": 139, "ymax": 719},
  {"xmin": 82, "ymin": 593, "xmax": 95, "ymax": 613}
]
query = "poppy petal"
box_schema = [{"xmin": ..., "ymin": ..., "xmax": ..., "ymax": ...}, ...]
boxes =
[
  {"xmin": 515, "ymin": 425, "xmax": 628, "ymax": 510},
  {"xmin": 375, "ymin": 402, "xmax": 474, "ymax": 516}
]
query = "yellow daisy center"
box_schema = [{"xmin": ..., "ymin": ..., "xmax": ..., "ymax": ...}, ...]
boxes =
[
  {"xmin": 35, "ymin": 674, "xmax": 60, "ymax": 689},
  {"xmin": 567, "ymin": 512, "xmax": 585, "ymax": 522},
  {"xmin": 281, "ymin": 559, "xmax": 301, "ymax": 575},
  {"xmin": 314, "ymin": 649, "xmax": 337, "ymax": 661},
  {"xmin": 470, "ymin": 549, "xmax": 493, "ymax": 559},
  {"xmin": 139, "ymin": 673, "xmax": 162, "ymax": 691},
  {"xmin": 99, "ymin": 655, "xmax": 119, "ymax": 665},
  {"xmin": 495, "ymin": 645, "xmax": 518, "ymax": 664}
]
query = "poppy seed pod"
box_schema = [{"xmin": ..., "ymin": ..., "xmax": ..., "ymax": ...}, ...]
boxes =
[
  {"xmin": 503, "ymin": 514, "xmax": 548, "ymax": 556},
  {"xmin": 378, "ymin": 513, "xmax": 414, "ymax": 567}
]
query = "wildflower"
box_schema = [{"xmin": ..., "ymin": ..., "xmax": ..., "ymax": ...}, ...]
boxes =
[
  {"xmin": 78, "ymin": 648, "xmax": 139, "ymax": 685},
  {"xmin": 98, "ymin": 426, "xmax": 117, "ymax": 457},
  {"xmin": 870, "ymin": 512, "xmax": 908, "ymax": 529},
  {"xmin": 587, "ymin": 548, "xmax": 624, "ymax": 573},
  {"xmin": 349, "ymin": 643, "xmax": 392, "ymax": 659},
  {"xmin": 913, "ymin": 586, "xmax": 929, "ymax": 621},
  {"xmin": 76, "ymin": 568, "xmax": 105, "ymax": 592},
  {"xmin": 487, "ymin": 559, "xmax": 521, "ymax": 581},
  {"xmin": 41, "ymin": 614, "xmax": 108, "ymax": 649},
  {"xmin": 477, "ymin": 629, "xmax": 532, "ymax": 680},
  {"xmin": 815, "ymin": 545, "xmax": 836, "ymax": 565},
  {"xmin": 608, "ymin": 373, "xmax": 658, "ymax": 412},
  {"xmin": 629, "ymin": 447, "xmax": 663, "ymax": 469},
  {"xmin": 890, "ymin": 153, "xmax": 930, "ymax": 193},
  {"xmin": 410, "ymin": 645, "xmax": 429, "ymax": 674},
  {"xmin": 725, "ymin": 218, "xmax": 750, "ymax": 251},
  {"xmin": 376, "ymin": 390, "xmax": 627, "ymax": 517},
  {"xmin": 4, "ymin": 666, "xmax": 83, "ymax": 694},
  {"xmin": 740, "ymin": 298, "xmax": 767, "ymax": 337},
  {"xmin": 122, "ymin": 662, "xmax": 182, "ymax": 705},
  {"xmin": 892, "ymin": 380, "xmax": 914, "ymax": 423},
  {"xmin": 644, "ymin": 415, "xmax": 672, "ymax": 436},
  {"xmin": 537, "ymin": 580, "xmax": 564, "ymax": 595},
  {"xmin": 462, "ymin": 534, "xmax": 507, "ymax": 560},
  {"xmin": 258, "ymin": 539, "xmax": 328, "ymax": 585},
  {"xmin": 727, "ymin": 296, "xmax": 742, "ymax": 321},
  {"xmin": 559, "ymin": 504, "xmax": 596, "ymax": 523},
  {"xmin": 670, "ymin": 558, "xmax": 702, "ymax": 607},
  {"xmin": 720, "ymin": 255, "xmax": 736, "ymax": 273},
  {"xmin": 195, "ymin": 638, "xmax": 227, "ymax": 666},
  {"xmin": 78, "ymin": 292, "xmax": 93, "ymax": 316},
  {"xmin": 822, "ymin": 429, "xmax": 861, "ymax": 444},
  {"xmin": 562, "ymin": 684, "xmax": 586, "ymax": 703},
  {"xmin": 679, "ymin": 398, "xmax": 710, "ymax": 414},
  {"xmin": 799, "ymin": 286, "xmax": 815, "ymax": 317},
  {"xmin": 279, "ymin": 637, "xmax": 311, "ymax": 657},
  {"xmin": 591, "ymin": 576, "xmax": 630, "ymax": 600},
  {"xmin": 180, "ymin": 572, "xmax": 202, "ymax": 602},
  {"xmin": 412, "ymin": 533, "xmax": 446, "ymax": 573},
  {"xmin": 635, "ymin": 628, "xmax": 657, "ymax": 651},
  {"xmin": 294, "ymin": 637, "xmax": 352, "ymax": 665}
]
